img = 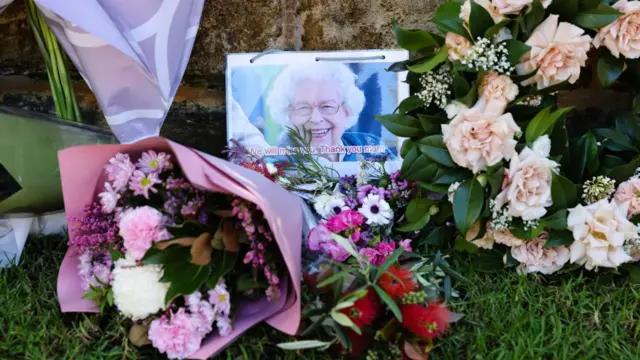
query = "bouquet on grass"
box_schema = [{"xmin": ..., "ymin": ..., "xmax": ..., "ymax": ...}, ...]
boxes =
[
  {"xmin": 56, "ymin": 137, "xmax": 302, "ymax": 360},
  {"xmin": 251, "ymin": 146, "xmax": 465, "ymax": 359},
  {"xmin": 376, "ymin": 0, "xmax": 640, "ymax": 277}
]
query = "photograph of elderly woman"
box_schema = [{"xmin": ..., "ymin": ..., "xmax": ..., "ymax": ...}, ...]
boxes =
[{"xmin": 228, "ymin": 59, "xmax": 406, "ymax": 163}]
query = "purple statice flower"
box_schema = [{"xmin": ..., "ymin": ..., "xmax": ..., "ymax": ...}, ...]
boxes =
[
  {"xmin": 390, "ymin": 171, "xmax": 409, "ymax": 190},
  {"xmin": 359, "ymin": 229, "xmax": 374, "ymax": 244},
  {"xmin": 197, "ymin": 209, "xmax": 208, "ymax": 225},
  {"xmin": 356, "ymin": 184, "xmax": 388, "ymax": 203},
  {"xmin": 166, "ymin": 176, "xmax": 192, "ymax": 190},
  {"xmin": 344, "ymin": 196, "xmax": 358, "ymax": 209},
  {"xmin": 163, "ymin": 196, "xmax": 180, "ymax": 215},
  {"xmin": 78, "ymin": 250, "xmax": 112, "ymax": 292},
  {"xmin": 337, "ymin": 175, "xmax": 357, "ymax": 195},
  {"xmin": 68, "ymin": 202, "xmax": 118, "ymax": 252},
  {"xmin": 181, "ymin": 196, "xmax": 204, "ymax": 217}
]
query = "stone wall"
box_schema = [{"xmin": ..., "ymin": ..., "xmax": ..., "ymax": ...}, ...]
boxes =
[{"xmin": 0, "ymin": 0, "xmax": 443, "ymax": 154}]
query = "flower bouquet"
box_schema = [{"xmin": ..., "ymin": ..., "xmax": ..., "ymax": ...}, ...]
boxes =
[
  {"xmin": 374, "ymin": 0, "xmax": 640, "ymax": 276},
  {"xmin": 56, "ymin": 137, "xmax": 302, "ymax": 359}
]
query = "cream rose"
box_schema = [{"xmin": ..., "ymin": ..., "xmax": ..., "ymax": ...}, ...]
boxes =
[
  {"xmin": 442, "ymin": 104, "xmax": 521, "ymax": 174},
  {"xmin": 516, "ymin": 15, "xmax": 592, "ymax": 89},
  {"xmin": 494, "ymin": 135, "xmax": 558, "ymax": 220},
  {"xmin": 492, "ymin": 226, "xmax": 525, "ymax": 247},
  {"xmin": 460, "ymin": 0, "xmax": 505, "ymax": 24},
  {"xmin": 593, "ymin": 0, "xmax": 640, "ymax": 59},
  {"xmin": 511, "ymin": 232, "xmax": 570, "ymax": 274},
  {"xmin": 493, "ymin": 0, "xmax": 552, "ymax": 15},
  {"xmin": 613, "ymin": 178, "xmax": 640, "ymax": 217},
  {"xmin": 478, "ymin": 72, "xmax": 519, "ymax": 114},
  {"xmin": 445, "ymin": 32, "xmax": 472, "ymax": 61},
  {"xmin": 567, "ymin": 200, "xmax": 636, "ymax": 270}
]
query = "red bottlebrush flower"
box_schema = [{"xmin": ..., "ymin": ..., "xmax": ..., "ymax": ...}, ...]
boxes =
[
  {"xmin": 378, "ymin": 266, "xmax": 419, "ymax": 299},
  {"xmin": 333, "ymin": 330, "xmax": 370, "ymax": 357},
  {"xmin": 400, "ymin": 302, "xmax": 451, "ymax": 340},
  {"xmin": 340, "ymin": 288, "xmax": 381, "ymax": 330}
]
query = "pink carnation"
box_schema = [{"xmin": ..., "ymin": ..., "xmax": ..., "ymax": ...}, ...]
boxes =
[
  {"xmin": 614, "ymin": 178, "xmax": 640, "ymax": 217},
  {"xmin": 148, "ymin": 308, "xmax": 204, "ymax": 360},
  {"xmin": 376, "ymin": 241, "xmax": 396, "ymax": 259},
  {"xmin": 118, "ymin": 206, "xmax": 172, "ymax": 260},
  {"xmin": 326, "ymin": 210, "xmax": 364, "ymax": 233},
  {"xmin": 399, "ymin": 239, "xmax": 412, "ymax": 252},
  {"xmin": 359, "ymin": 247, "xmax": 382, "ymax": 265}
]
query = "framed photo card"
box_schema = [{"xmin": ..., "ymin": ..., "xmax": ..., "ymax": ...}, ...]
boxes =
[{"xmin": 225, "ymin": 50, "xmax": 410, "ymax": 175}]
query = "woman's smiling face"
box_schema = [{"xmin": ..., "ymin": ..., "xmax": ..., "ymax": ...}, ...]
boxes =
[{"xmin": 288, "ymin": 78, "xmax": 349, "ymax": 148}]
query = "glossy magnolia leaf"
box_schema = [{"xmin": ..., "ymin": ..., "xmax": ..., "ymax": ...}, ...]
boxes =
[
  {"xmin": 454, "ymin": 234, "xmax": 479, "ymax": 253},
  {"xmin": 166, "ymin": 221, "xmax": 205, "ymax": 238},
  {"xmin": 525, "ymin": 106, "xmax": 572, "ymax": 145},
  {"xmin": 487, "ymin": 167, "xmax": 505, "ymax": 198},
  {"xmin": 593, "ymin": 128, "xmax": 636, "ymax": 152},
  {"xmin": 417, "ymin": 181, "xmax": 449, "ymax": 194},
  {"xmin": 458, "ymin": 81, "xmax": 478, "ymax": 107},
  {"xmin": 597, "ymin": 52, "xmax": 625, "ymax": 88},
  {"xmin": 503, "ymin": 39, "xmax": 531, "ymax": 66},
  {"xmin": 565, "ymin": 132, "xmax": 597, "ymax": 182},
  {"xmin": 397, "ymin": 95, "xmax": 424, "ymax": 115},
  {"xmin": 434, "ymin": 1, "xmax": 470, "ymax": 39},
  {"xmin": 165, "ymin": 263, "xmax": 210, "ymax": 304},
  {"xmin": 434, "ymin": 167, "xmax": 473, "ymax": 185},
  {"xmin": 550, "ymin": 173, "xmax": 578, "ymax": 211},
  {"xmin": 397, "ymin": 213, "xmax": 431, "ymax": 232},
  {"xmin": 453, "ymin": 71, "xmax": 471, "ymax": 98},
  {"xmin": 484, "ymin": 19, "xmax": 511, "ymax": 40},
  {"xmin": 452, "ymin": 178, "xmax": 484, "ymax": 236},
  {"xmin": 417, "ymin": 114, "xmax": 447, "ymax": 135},
  {"xmin": 401, "ymin": 146, "xmax": 438, "ymax": 181},
  {"xmin": 606, "ymin": 155, "xmax": 640, "ymax": 183},
  {"xmin": 522, "ymin": 0, "xmax": 545, "ymax": 35},
  {"xmin": 542, "ymin": 209, "xmax": 568, "ymax": 230},
  {"xmin": 417, "ymin": 135, "xmax": 457, "ymax": 167},
  {"xmin": 422, "ymin": 225, "xmax": 455, "ymax": 247},
  {"xmin": 510, "ymin": 217, "xmax": 545, "ymax": 240},
  {"xmin": 406, "ymin": 198, "xmax": 434, "ymax": 222},
  {"xmin": 615, "ymin": 110, "xmax": 640, "ymax": 144},
  {"xmin": 544, "ymin": 229, "xmax": 575, "ymax": 248},
  {"xmin": 207, "ymin": 250, "xmax": 238, "ymax": 288},
  {"xmin": 470, "ymin": 0, "xmax": 495, "ymax": 39},
  {"xmin": 572, "ymin": 3, "xmax": 622, "ymax": 29},
  {"xmin": 407, "ymin": 46, "xmax": 448, "ymax": 73},
  {"xmin": 547, "ymin": 0, "xmax": 579, "ymax": 20},
  {"xmin": 578, "ymin": 0, "xmax": 600, "ymax": 12},
  {"xmin": 387, "ymin": 61, "xmax": 409, "ymax": 72},
  {"xmin": 394, "ymin": 23, "xmax": 440, "ymax": 51},
  {"xmin": 375, "ymin": 114, "xmax": 423, "ymax": 137},
  {"xmin": 600, "ymin": 154, "xmax": 626, "ymax": 174}
]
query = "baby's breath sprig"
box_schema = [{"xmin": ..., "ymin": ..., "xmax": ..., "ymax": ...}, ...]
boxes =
[
  {"xmin": 490, "ymin": 199, "xmax": 512, "ymax": 231},
  {"xmin": 461, "ymin": 38, "xmax": 514, "ymax": 74},
  {"xmin": 416, "ymin": 63, "xmax": 453, "ymax": 109}
]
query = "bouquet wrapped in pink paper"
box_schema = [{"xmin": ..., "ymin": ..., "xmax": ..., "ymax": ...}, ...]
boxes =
[{"xmin": 57, "ymin": 137, "xmax": 302, "ymax": 359}]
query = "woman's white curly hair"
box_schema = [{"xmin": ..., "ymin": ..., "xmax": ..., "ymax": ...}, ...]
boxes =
[{"xmin": 266, "ymin": 62, "xmax": 365, "ymax": 129}]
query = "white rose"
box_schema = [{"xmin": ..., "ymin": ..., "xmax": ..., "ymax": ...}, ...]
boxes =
[
  {"xmin": 111, "ymin": 255, "xmax": 169, "ymax": 320},
  {"xmin": 568, "ymin": 200, "xmax": 636, "ymax": 270},
  {"xmin": 494, "ymin": 135, "xmax": 558, "ymax": 220},
  {"xmin": 511, "ymin": 232, "xmax": 570, "ymax": 274}
]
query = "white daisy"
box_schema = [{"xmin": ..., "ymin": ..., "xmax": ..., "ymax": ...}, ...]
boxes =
[
  {"xmin": 359, "ymin": 194, "xmax": 393, "ymax": 225},
  {"xmin": 314, "ymin": 193, "xmax": 348, "ymax": 219}
]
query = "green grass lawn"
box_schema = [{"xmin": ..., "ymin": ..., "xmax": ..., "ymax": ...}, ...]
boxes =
[{"xmin": 1, "ymin": 236, "xmax": 638, "ymax": 360}]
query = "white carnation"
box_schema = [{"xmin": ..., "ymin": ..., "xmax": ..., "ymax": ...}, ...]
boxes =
[{"xmin": 111, "ymin": 255, "xmax": 169, "ymax": 320}]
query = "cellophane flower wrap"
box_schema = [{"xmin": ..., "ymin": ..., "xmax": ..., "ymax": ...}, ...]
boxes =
[{"xmin": 57, "ymin": 137, "xmax": 301, "ymax": 359}]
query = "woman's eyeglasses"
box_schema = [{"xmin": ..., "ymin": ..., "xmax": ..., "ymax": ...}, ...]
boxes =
[{"xmin": 290, "ymin": 101, "xmax": 342, "ymax": 117}]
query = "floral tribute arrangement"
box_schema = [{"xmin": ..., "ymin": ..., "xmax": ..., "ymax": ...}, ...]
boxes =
[
  {"xmin": 225, "ymin": 138, "xmax": 466, "ymax": 359},
  {"xmin": 57, "ymin": 138, "xmax": 302, "ymax": 360},
  {"xmin": 376, "ymin": 0, "xmax": 640, "ymax": 277}
]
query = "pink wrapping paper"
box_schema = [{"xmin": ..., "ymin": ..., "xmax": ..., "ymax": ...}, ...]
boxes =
[{"xmin": 56, "ymin": 136, "xmax": 302, "ymax": 359}]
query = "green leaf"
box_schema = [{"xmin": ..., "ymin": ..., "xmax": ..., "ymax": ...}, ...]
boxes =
[
  {"xmin": 166, "ymin": 221, "xmax": 204, "ymax": 238},
  {"xmin": 318, "ymin": 269, "xmax": 353, "ymax": 288},
  {"xmin": 526, "ymin": 106, "xmax": 572, "ymax": 145},
  {"xmin": 542, "ymin": 209, "xmax": 568, "ymax": 230},
  {"xmin": 375, "ymin": 114, "xmax": 423, "ymax": 137},
  {"xmin": 372, "ymin": 284, "xmax": 402, "ymax": 321},
  {"xmin": 452, "ymin": 71, "xmax": 471, "ymax": 99},
  {"xmin": 457, "ymin": 81, "xmax": 478, "ymax": 107},
  {"xmin": 434, "ymin": 2, "xmax": 470, "ymax": 39},
  {"xmin": 406, "ymin": 198, "xmax": 434, "ymax": 222},
  {"xmin": 397, "ymin": 213, "xmax": 431, "ymax": 232},
  {"xmin": 454, "ymin": 234, "xmax": 479, "ymax": 253},
  {"xmin": 422, "ymin": 225, "xmax": 455, "ymax": 247},
  {"xmin": 387, "ymin": 60, "xmax": 409, "ymax": 72},
  {"xmin": 551, "ymin": 173, "xmax": 578, "ymax": 211},
  {"xmin": 600, "ymin": 155, "xmax": 626, "ymax": 174},
  {"xmin": 510, "ymin": 217, "xmax": 545, "ymax": 240},
  {"xmin": 394, "ymin": 23, "xmax": 440, "ymax": 51},
  {"xmin": 572, "ymin": 3, "xmax": 622, "ymax": 29},
  {"xmin": 142, "ymin": 245, "xmax": 191, "ymax": 265},
  {"xmin": 400, "ymin": 139, "xmax": 415, "ymax": 158},
  {"xmin": 487, "ymin": 167, "xmax": 505, "ymax": 198},
  {"xmin": 418, "ymin": 181, "xmax": 449, "ymax": 194},
  {"xmin": 406, "ymin": 46, "xmax": 448, "ymax": 73},
  {"xmin": 547, "ymin": 0, "xmax": 579, "ymax": 20},
  {"xmin": 593, "ymin": 128, "xmax": 636, "ymax": 152},
  {"xmin": 207, "ymin": 250, "xmax": 238, "ymax": 288},
  {"xmin": 566, "ymin": 132, "xmax": 597, "ymax": 182},
  {"xmin": 434, "ymin": 167, "xmax": 473, "ymax": 185},
  {"xmin": 330, "ymin": 312, "xmax": 362, "ymax": 335},
  {"xmin": 401, "ymin": 147, "xmax": 438, "ymax": 181},
  {"xmin": 109, "ymin": 247, "xmax": 123, "ymax": 262},
  {"xmin": 615, "ymin": 111, "xmax": 640, "ymax": 144},
  {"xmin": 606, "ymin": 155, "xmax": 640, "ymax": 183},
  {"xmin": 597, "ymin": 52, "xmax": 625, "ymax": 88},
  {"xmin": 452, "ymin": 178, "xmax": 484, "ymax": 236},
  {"xmin": 522, "ymin": 0, "xmax": 545, "ymax": 35},
  {"xmin": 277, "ymin": 340, "xmax": 334, "ymax": 351},
  {"xmin": 484, "ymin": 19, "xmax": 512, "ymax": 40},
  {"xmin": 578, "ymin": 0, "xmax": 600, "ymax": 12},
  {"xmin": 502, "ymin": 39, "xmax": 531, "ymax": 66},
  {"xmin": 471, "ymin": 251, "xmax": 505, "ymax": 273},
  {"xmin": 417, "ymin": 135, "xmax": 457, "ymax": 167},
  {"xmin": 544, "ymin": 229, "xmax": 574, "ymax": 248},
  {"xmin": 417, "ymin": 114, "xmax": 447, "ymax": 135},
  {"xmin": 470, "ymin": 0, "xmax": 495, "ymax": 39},
  {"xmin": 397, "ymin": 95, "xmax": 424, "ymax": 115},
  {"xmin": 236, "ymin": 273, "xmax": 264, "ymax": 292},
  {"xmin": 164, "ymin": 263, "xmax": 210, "ymax": 304},
  {"xmin": 510, "ymin": 67, "xmax": 539, "ymax": 83}
]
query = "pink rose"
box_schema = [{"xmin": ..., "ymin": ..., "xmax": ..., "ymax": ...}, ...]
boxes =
[
  {"xmin": 445, "ymin": 32, "xmax": 472, "ymax": 61},
  {"xmin": 511, "ymin": 232, "xmax": 570, "ymax": 274},
  {"xmin": 493, "ymin": 0, "xmax": 552, "ymax": 15},
  {"xmin": 326, "ymin": 210, "xmax": 364, "ymax": 233},
  {"xmin": 613, "ymin": 178, "xmax": 640, "ymax": 217},
  {"xmin": 516, "ymin": 15, "xmax": 592, "ymax": 89},
  {"xmin": 478, "ymin": 72, "xmax": 519, "ymax": 115},
  {"xmin": 118, "ymin": 206, "xmax": 171, "ymax": 260},
  {"xmin": 442, "ymin": 104, "xmax": 521, "ymax": 174},
  {"xmin": 593, "ymin": 0, "xmax": 640, "ymax": 59}
]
